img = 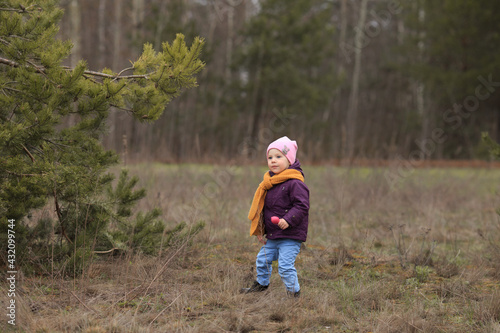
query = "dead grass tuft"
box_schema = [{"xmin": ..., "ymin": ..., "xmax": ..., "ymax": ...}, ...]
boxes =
[
  {"xmin": 436, "ymin": 279, "xmax": 471, "ymax": 300},
  {"xmin": 478, "ymin": 222, "xmax": 500, "ymax": 280},
  {"xmin": 329, "ymin": 244, "xmax": 354, "ymax": 266},
  {"xmin": 434, "ymin": 256, "xmax": 460, "ymax": 278},
  {"xmin": 82, "ymin": 327, "xmax": 107, "ymax": 333},
  {"xmin": 474, "ymin": 290, "xmax": 500, "ymax": 324}
]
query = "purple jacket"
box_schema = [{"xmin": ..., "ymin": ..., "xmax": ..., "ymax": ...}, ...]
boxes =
[{"xmin": 263, "ymin": 160, "xmax": 310, "ymax": 242}]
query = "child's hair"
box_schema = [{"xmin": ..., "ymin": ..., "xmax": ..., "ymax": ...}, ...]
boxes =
[{"xmin": 266, "ymin": 136, "xmax": 298, "ymax": 165}]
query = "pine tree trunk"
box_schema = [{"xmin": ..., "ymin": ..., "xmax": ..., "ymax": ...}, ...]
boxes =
[
  {"xmin": 212, "ymin": 2, "xmax": 235, "ymax": 153},
  {"xmin": 97, "ymin": 0, "xmax": 106, "ymax": 69},
  {"xmin": 417, "ymin": 6, "xmax": 428, "ymax": 159},
  {"xmin": 248, "ymin": 44, "xmax": 265, "ymax": 156},
  {"xmin": 154, "ymin": 1, "xmax": 169, "ymax": 51},
  {"xmin": 66, "ymin": 0, "xmax": 81, "ymax": 128},
  {"xmin": 109, "ymin": 0, "xmax": 124, "ymax": 154},
  {"xmin": 69, "ymin": 0, "xmax": 81, "ymax": 68},
  {"xmin": 112, "ymin": 0, "xmax": 123, "ymax": 70},
  {"xmin": 132, "ymin": 0, "xmax": 145, "ymax": 43},
  {"xmin": 338, "ymin": 0, "xmax": 347, "ymax": 79},
  {"xmin": 225, "ymin": 5, "xmax": 234, "ymax": 84},
  {"xmin": 332, "ymin": 0, "xmax": 348, "ymax": 159},
  {"xmin": 346, "ymin": 0, "xmax": 368, "ymax": 159}
]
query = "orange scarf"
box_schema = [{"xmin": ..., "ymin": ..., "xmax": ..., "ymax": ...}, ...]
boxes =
[{"xmin": 248, "ymin": 169, "xmax": 304, "ymax": 236}]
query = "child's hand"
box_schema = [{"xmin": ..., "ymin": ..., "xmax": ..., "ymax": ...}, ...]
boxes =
[
  {"xmin": 257, "ymin": 235, "xmax": 267, "ymax": 244},
  {"xmin": 278, "ymin": 219, "xmax": 289, "ymax": 230}
]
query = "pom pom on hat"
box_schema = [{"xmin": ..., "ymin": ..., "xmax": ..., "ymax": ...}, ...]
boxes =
[{"xmin": 267, "ymin": 136, "xmax": 298, "ymax": 165}]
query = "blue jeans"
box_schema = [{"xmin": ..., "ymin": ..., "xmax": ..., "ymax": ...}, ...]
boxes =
[{"xmin": 256, "ymin": 238, "xmax": 301, "ymax": 293}]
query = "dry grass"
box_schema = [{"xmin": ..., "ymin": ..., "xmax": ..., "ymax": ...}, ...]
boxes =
[{"xmin": 2, "ymin": 163, "xmax": 500, "ymax": 332}]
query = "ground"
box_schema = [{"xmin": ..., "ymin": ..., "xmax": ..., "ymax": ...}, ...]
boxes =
[{"xmin": 2, "ymin": 163, "xmax": 500, "ymax": 332}]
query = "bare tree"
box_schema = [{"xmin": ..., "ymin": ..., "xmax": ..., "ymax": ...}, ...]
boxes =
[
  {"xmin": 113, "ymin": 0, "xmax": 123, "ymax": 70},
  {"xmin": 97, "ymin": 0, "xmax": 106, "ymax": 69},
  {"xmin": 132, "ymin": 0, "xmax": 145, "ymax": 41},
  {"xmin": 154, "ymin": 1, "xmax": 169, "ymax": 51},
  {"xmin": 68, "ymin": 0, "xmax": 81, "ymax": 67},
  {"xmin": 346, "ymin": 0, "xmax": 368, "ymax": 159}
]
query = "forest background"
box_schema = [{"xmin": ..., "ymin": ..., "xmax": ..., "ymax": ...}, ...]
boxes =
[{"xmin": 59, "ymin": 0, "xmax": 500, "ymax": 164}]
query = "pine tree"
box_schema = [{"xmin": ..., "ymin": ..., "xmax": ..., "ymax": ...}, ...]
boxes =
[
  {"xmin": 482, "ymin": 133, "xmax": 500, "ymax": 159},
  {"xmin": 0, "ymin": 0, "xmax": 205, "ymax": 268},
  {"xmin": 233, "ymin": 0, "xmax": 337, "ymax": 151}
]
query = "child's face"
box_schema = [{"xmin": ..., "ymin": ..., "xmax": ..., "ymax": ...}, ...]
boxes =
[{"xmin": 267, "ymin": 148, "xmax": 290, "ymax": 174}]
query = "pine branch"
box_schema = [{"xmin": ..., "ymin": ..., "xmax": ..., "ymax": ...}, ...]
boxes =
[
  {"xmin": 184, "ymin": 38, "xmax": 203, "ymax": 69},
  {"xmin": 0, "ymin": 5, "xmax": 31, "ymax": 13},
  {"xmin": 27, "ymin": 59, "xmax": 54, "ymax": 83},
  {"xmin": 21, "ymin": 144, "xmax": 35, "ymax": 162},
  {"xmin": 5, "ymin": 170, "xmax": 45, "ymax": 177},
  {"xmin": 0, "ymin": 3, "xmax": 39, "ymax": 12},
  {"xmin": 2, "ymin": 35, "xmax": 31, "ymax": 42},
  {"xmin": 0, "ymin": 37, "xmax": 11, "ymax": 46},
  {"xmin": 109, "ymin": 104, "xmax": 136, "ymax": 114},
  {"xmin": 112, "ymin": 66, "xmax": 135, "ymax": 81},
  {"xmin": 81, "ymin": 69, "xmax": 149, "ymax": 80},
  {"xmin": 0, "ymin": 57, "xmax": 150, "ymax": 81},
  {"xmin": 0, "ymin": 57, "xmax": 18, "ymax": 67},
  {"xmin": 44, "ymin": 139, "xmax": 71, "ymax": 149},
  {"xmin": 1, "ymin": 86, "xmax": 23, "ymax": 96}
]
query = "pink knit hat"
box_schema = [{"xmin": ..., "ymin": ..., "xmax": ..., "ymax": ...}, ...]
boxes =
[{"xmin": 266, "ymin": 136, "xmax": 298, "ymax": 165}]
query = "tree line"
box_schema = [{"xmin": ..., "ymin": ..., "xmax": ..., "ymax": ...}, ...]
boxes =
[{"xmin": 57, "ymin": 0, "xmax": 500, "ymax": 162}]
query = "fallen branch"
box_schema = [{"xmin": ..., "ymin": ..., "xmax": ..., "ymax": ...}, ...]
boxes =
[{"xmin": 94, "ymin": 248, "xmax": 120, "ymax": 254}]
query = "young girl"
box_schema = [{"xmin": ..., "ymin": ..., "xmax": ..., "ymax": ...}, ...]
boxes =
[{"xmin": 242, "ymin": 136, "xmax": 310, "ymax": 297}]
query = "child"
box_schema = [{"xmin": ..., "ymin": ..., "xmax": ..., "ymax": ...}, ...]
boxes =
[{"xmin": 242, "ymin": 136, "xmax": 310, "ymax": 297}]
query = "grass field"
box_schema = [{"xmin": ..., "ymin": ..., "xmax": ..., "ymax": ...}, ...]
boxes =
[{"xmin": 2, "ymin": 163, "xmax": 500, "ymax": 332}]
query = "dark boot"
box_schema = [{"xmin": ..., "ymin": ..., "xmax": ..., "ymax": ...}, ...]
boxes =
[
  {"xmin": 287, "ymin": 289, "xmax": 300, "ymax": 298},
  {"xmin": 240, "ymin": 281, "xmax": 268, "ymax": 294}
]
